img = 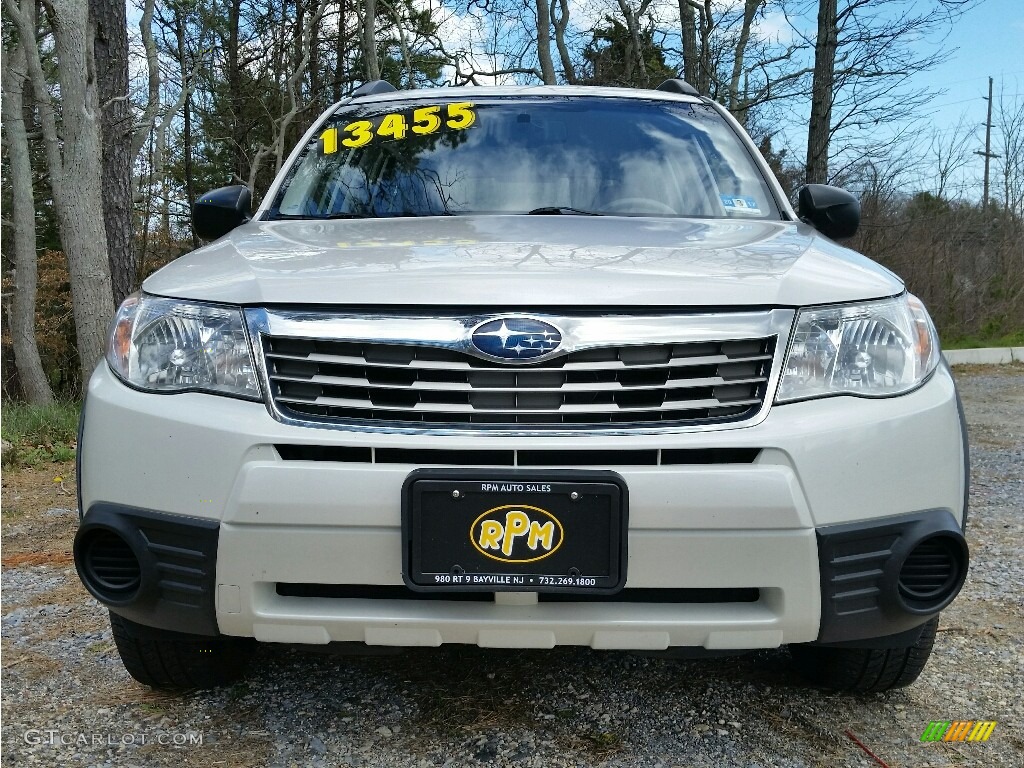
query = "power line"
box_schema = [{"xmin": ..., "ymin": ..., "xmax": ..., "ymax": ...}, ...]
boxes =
[
  {"xmin": 927, "ymin": 92, "xmax": 1024, "ymax": 111},
  {"xmin": 932, "ymin": 69, "xmax": 1024, "ymax": 88}
]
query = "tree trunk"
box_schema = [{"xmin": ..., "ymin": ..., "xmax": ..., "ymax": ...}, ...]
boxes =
[
  {"xmin": 174, "ymin": 11, "xmax": 199, "ymax": 249},
  {"xmin": 156, "ymin": 122, "xmax": 170, "ymax": 240},
  {"xmin": 294, "ymin": 0, "xmax": 305, "ymax": 71},
  {"xmin": 698, "ymin": 0, "xmax": 712, "ymax": 95},
  {"xmin": 333, "ymin": 0, "xmax": 347, "ymax": 100},
  {"xmin": 380, "ymin": 0, "xmax": 414, "ymax": 88},
  {"xmin": 13, "ymin": 0, "xmax": 115, "ymax": 383},
  {"xmin": 293, "ymin": 0, "xmax": 306, "ymax": 144},
  {"xmin": 728, "ymin": 0, "xmax": 761, "ymax": 119},
  {"xmin": 361, "ymin": 0, "xmax": 380, "ymax": 80},
  {"xmin": 616, "ymin": 1, "xmax": 649, "ymax": 88},
  {"xmin": 536, "ymin": 0, "xmax": 556, "ymax": 84},
  {"xmin": 807, "ymin": 0, "xmax": 837, "ymax": 184},
  {"xmin": 90, "ymin": 0, "xmax": 136, "ymax": 305},
  {"xmin": 552, "ymin": 0, "xmax": 575, "ymax": 83},
  {"xmin": 393, "ymin": 4, "xmax": 415, "ymax": 88},
  {"xmin": 1, "ymin": 39, "xmax": 56, "ymax": 404},
  {"xmin": 309, "ymin": 5, "xmax": 322, "ymax": 102},
  {"xmin": 274, "ymin": 1, "xmax": 326, "ymax": 172},
  {"xmin": 679, "ymin": 0, "xmax": 698, "ymax": 86},
  {"xmin": 130, "ymin": 0, "xmax": 159, "ymax": 161},
  {"xmin": 227, "ymin": 0, "xmax": 246, "ymax": 181}
]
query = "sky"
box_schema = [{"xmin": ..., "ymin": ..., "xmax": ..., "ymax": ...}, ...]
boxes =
[
  {"xmin": 893, "ymin": 0, "xmax": 1024, "ymax": 197},
  {"xmin": 911, "ymin": 0, "xmax": 1024, "ymax": 129}
]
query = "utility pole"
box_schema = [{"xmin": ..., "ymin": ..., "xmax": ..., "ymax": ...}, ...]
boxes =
[{"xmin": 975, "ymin": 76, "xmax": 1000, "ymax": 210}]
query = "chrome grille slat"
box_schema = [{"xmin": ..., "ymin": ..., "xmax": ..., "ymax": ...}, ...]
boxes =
[
  {"xmin": 270, "ymin": 372, "xmax": 769, "ymax": 393},
  {"xmin": 275, "ymin": 394, "xmax": 762, "ymax": 414},
  {"xmin": 264, "ymin": 349, "xmax": 774, "ymax": 372},
  {"xmin": 249, "ymin": 309, "xmax": 790, "ymax": 432}
]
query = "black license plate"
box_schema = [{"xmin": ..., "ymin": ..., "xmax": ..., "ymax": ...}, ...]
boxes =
[{"xmin": 402, "ymin": 470, "xmax": 627, "ymax": 594}]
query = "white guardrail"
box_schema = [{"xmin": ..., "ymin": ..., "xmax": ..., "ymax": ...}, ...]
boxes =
[{"xmin": 943, "ymin": 347, "xmax": 1024, "ymax": 365}]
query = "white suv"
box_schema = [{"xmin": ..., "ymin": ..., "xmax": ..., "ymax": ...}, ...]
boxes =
[{"xmin": 74, "ymin": 80, "xmax": 969, "ymax": 692}]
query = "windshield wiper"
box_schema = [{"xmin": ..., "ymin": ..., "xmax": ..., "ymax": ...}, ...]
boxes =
[
  {"xmin": 269, "ymin": 212, "xmax": 374, "ymax": 221},
  {"xmin": 270, "ymin": 211, "xmax": 456, "ymax": 220},
  {"xmin": 526, "ymin": 206, "xmax": 603, "ymax": 216}
]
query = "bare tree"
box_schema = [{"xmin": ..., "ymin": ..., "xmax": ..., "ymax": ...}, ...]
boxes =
[
  {"xmin": 427, "ymin": 5, "xmax": 544, "ymax": 86},
  {"xmin": 361, "ymin": 0, "xmax": 380, "ymax": 79},
  {"xmin": 4, "ymin": 0, "xmax": 115, "ymax": 383},
  {"xmin": 614, "ymin": 0, "xmax": 657, "ymax": 88},
  {"xmin": 669, "ymin": 0, "xmax": 807, "ymax": 126},
  {"xmin": 90, "ymin": 0, "xmax": 136, "ymax": 305},
  {"xmin": 1, "ymin": 35, "xmax": 56, "ymax": 404},
  {"xmin": 805, "ymin": 0, "xmax": 836, "ymax": 184},
  {"xmin": 171, "ymin": 5, "xmax": 200, "ymax": 248},
  {"xmin": 535, "ymin": 0, "xmax": 556, "ymax": 84},
  {"xmin": 379, "ymin": 0, "xmax": 415, "ymax": 88},
  {"xmin": 925, "ymin": 117, "xmax": 974, "ymax": 199},
  {"xmin": 801, "ymin": 0, "xmax": 977, "ymax": 185},
  {"xmin": 681, "ymin": 0, "xmax": 716, "ymax": 95},
  {"xmin": 994, "ymin": 85, "xmax": 1024, "ymax": 217},
  {"xmin": 131, "ymin": 0, "xmax": 161, "ymax": 160},
  {"xmin": 678, "ymin": 0, "xmax": 699, "ymax": 86},
  {"xmin": 274, "ymin": 0, "xmax": 328, "ymax": 171},
  {"xmin": 551, "ymin": 0, "xmax": 575, "ymax": 83},
  {"xmin": 226, "ymin": 0, "xmax": 246, "ymax": 180},
  {"xmin": 726, "ymin": 0, "xmax": 763, "ymax": 112}
]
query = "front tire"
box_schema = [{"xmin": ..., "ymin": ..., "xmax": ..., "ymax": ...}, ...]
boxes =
[
  {"xmin": 789, "ymin": 617, "xmax": 939, "ymax": 692},
  {"xmin": 110, "ymin": 611, "xmax": 253, "ymax": 690}
]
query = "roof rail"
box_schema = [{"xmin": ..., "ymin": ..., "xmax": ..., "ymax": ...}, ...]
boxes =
[
  {"xmin": 351, "ymin": 80, "xmax": 398, "ymax": 98},
  {"xmin": 655, "ymin": 79, "xmax": 700, "ymax": 97}
]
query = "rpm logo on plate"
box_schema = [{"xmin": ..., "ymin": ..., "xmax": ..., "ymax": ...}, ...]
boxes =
[{"xmin": 470, "ymin": 505, "xmax": 564, "ymax": 563}]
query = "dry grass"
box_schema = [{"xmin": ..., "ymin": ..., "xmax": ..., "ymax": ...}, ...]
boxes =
[{"xmin": 2, "ymin": 551, "xmax": 75, "ymax": 568}]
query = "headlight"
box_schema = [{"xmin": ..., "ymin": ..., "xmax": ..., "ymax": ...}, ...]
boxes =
[
  {"xmin": 776, "ymin": 294, "xmax": 940, "ymax": 402},
  {"xmin": 107, "ymin": 294, "xmax": 260, "ymax": 399}
]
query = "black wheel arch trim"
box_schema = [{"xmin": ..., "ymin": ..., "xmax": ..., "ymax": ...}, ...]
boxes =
[
  {"xmin": 74, "ymin": 503, "xmax": 221, "ymax": 636},
  {"xmin": 814, "ymin": 509, "xmax": 969, "ymax": 645}
]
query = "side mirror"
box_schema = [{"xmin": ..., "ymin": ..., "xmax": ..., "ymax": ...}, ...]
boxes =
[
  {"xmin": 797, "ymin": 184, "xmax": 860, "ymax": 240},
  {"xmin": 193, "ymin": 185, "xmax": 252, "ymax": 241}
]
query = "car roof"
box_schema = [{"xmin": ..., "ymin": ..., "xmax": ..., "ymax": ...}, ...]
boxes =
[{"xmin": 346, "ymin": 84, "xmax": 704, "ymax": 108}]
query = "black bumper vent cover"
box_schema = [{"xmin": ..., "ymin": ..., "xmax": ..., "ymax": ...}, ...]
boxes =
[
  {"xmin": 816, "ymin": 510, "xmax": 968, "ymax": 644},
  {"xmin": 81, "ymin": 529, "xmax": 141, "ymax": 595},
  {"xmin": 898, "ymin": 537, "xmax": 962, "ymax": 605},
  {"xmin": 74, "ymin": 504, "xmax": 221, "ymax": 636}
]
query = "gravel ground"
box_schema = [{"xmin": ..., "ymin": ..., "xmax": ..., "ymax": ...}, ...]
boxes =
[{"xmin": 2, "ymin": 364, "xmax": 1022, "ymax": 767}]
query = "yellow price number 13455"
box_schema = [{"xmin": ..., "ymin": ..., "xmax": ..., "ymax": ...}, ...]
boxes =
[{"xmin": 319, "ymin": 102, "xmax": 476, "ymax": 154}]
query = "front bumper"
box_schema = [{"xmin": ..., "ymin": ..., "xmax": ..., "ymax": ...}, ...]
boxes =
[{"xmin": 76, "ymin": 363, "xmax": 968, "ymax": 649}]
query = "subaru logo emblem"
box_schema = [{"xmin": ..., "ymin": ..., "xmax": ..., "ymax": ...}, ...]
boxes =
[{"xmin": 470, "ymin": 317, "xmax": 563, "ymax": 363}]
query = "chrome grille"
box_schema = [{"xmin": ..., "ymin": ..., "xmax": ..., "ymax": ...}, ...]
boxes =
[{"xmin": 261, "ymin": 335, "xmax": 775, "ymax": 428}]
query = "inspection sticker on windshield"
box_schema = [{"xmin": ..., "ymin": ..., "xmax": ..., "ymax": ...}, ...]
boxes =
[
  {"xmin": 319, "ymin": 102, "xmax": 477, "ymax": 154},
  {"xmin": 720, "ymin": 195, "xmax": 762, "ymax": 214}
]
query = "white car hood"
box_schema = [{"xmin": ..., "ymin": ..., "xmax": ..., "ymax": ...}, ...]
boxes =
[{"xmin": 143, "ymin": 215, "xmax": 902, "ymax": 307}]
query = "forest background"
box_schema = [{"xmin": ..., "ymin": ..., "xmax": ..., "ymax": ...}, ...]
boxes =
[{"xmin": 1, "ymin": 0, "xmax": 1022, "ymax": 406}]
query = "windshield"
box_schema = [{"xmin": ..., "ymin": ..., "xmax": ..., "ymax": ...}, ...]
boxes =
[{"xmin": 268, "ymin": 96, "xmax": 779, "ymax": 220}]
